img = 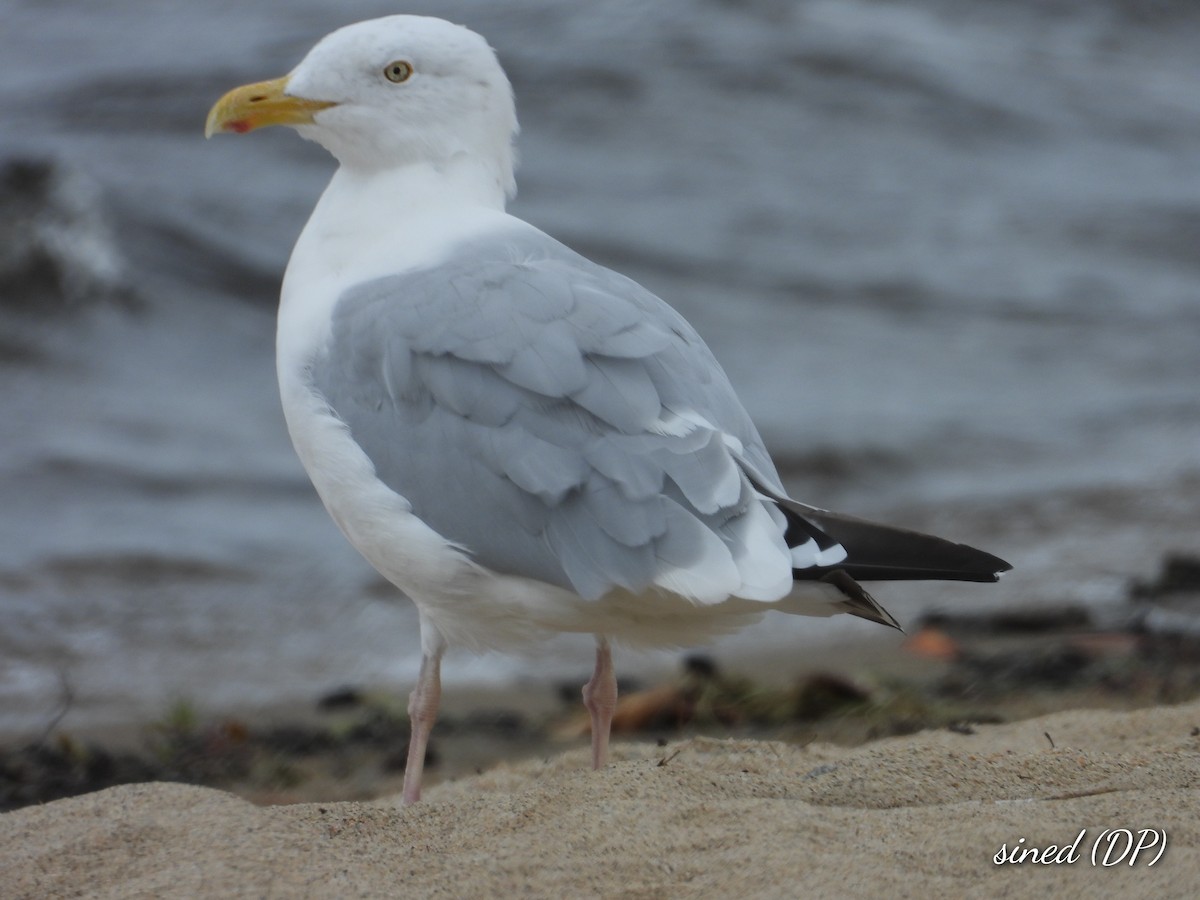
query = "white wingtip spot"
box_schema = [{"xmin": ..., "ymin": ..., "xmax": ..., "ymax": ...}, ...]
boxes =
[
  {"xmin": 815, "ymin": 543, "xmax": 848, "ymax": 566},
  {"xmin": 789, "ymin": 538, "xmax": 818, "ymax": 567},
  {"xmin": 790, "ymin": 539, "xmax": 848, "ymax": 569}
]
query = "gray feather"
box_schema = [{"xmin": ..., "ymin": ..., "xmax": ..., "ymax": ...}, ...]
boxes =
[
  {"xmin": 308, "ymin": 228, "xmax": 782, "ymax": 601},
  {"xmin": 652, "ymin": 431, "xmax": 742, "ymax": 515},
  {"xmin": 571, "ymin": 357, "xmax": 662, "ymax": 431},
  {"xmin": 416, "ymin": 356, "xmax": 520, "ymax": 425},
  {"xmin": 582, "ymin": 436, "xmax": 664, "ymax": 501}
]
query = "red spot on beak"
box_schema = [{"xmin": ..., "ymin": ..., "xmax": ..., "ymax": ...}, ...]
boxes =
[{"xmin": 227, "ymin": 119, "xmax": 252, "ymax": 134}]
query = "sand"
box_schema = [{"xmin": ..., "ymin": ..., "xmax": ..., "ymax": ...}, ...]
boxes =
[{"xmin": 3, "ymin": 701, "xmax": 1198, "ymax": 899}]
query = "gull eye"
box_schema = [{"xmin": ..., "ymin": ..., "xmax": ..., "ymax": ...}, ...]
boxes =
[{"xmin": 383, "ymin": 60, "xmax": 413, "ymax": 83}]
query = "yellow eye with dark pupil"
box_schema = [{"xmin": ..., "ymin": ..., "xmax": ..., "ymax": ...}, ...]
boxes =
[{"xmin": 384, "ymin": 61, "xmax": 413, "ymax": 83}]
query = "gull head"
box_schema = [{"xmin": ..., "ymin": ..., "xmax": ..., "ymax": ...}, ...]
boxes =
[{"xmin": 206, "ymin": 16, "xmax": 517, "ymax": 192}]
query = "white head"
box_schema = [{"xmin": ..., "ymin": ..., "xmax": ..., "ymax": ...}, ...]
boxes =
[{"xmin": 207, "ymin": 16, "xmax": 518, "ymax": 195}]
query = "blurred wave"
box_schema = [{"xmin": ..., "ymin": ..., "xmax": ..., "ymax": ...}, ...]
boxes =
[{"xmin": 1, "ymin": 0, "xmax": 1198, "ymax": 732}]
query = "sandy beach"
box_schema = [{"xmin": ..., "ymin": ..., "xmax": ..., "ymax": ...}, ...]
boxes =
[
  {"xmin": 3, "ymin": 698, "xmax": 1196, "ymax": 898},
  {"xmin": 3, "ymin": 3, "xmax": 1199, "ymax": 896}
]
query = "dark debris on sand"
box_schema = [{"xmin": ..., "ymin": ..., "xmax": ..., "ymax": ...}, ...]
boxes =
[
  {"xmin": 0, "ymin": 691, "xmax": 523, "ymax": 813},
  {"xmin": 7, "ymin": 553, "xmax": 1200, "ymax": 813}
]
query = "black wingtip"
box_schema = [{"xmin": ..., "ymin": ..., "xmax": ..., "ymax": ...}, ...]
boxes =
[
  {"xmin": 795, "ymin": 507, "xmax": 1013, "ymax": 585},
  {"xmin": 749, "ymin": 475, "xmax": 1012, "ymax": 586},
  {"xmin": 815, "ymin": 557, "xmax": 1011, "ymax": 584}
]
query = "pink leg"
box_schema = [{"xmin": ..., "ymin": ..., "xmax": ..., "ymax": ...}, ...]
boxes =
[
  {"xmin": 582, "ymin": 638, "xmax": 617, "ymax": 769},
  {"xmin": 401, "ymin": 648, "xmax": 443, "ymax": 805}
]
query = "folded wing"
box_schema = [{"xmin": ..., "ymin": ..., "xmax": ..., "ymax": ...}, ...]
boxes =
[{"xmin": 309, "ymin": 228, "xmax": 797, "ymax": 604}]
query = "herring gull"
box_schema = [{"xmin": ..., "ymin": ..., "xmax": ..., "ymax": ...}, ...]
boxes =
[{"xmin": 205, "ymin": 15, "xmax": 1010, "ymax": 804}]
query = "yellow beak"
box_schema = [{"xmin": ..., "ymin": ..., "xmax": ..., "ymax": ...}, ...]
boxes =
[{"xmin": 205, "ymin": 76, "xmax": 337, "ymax": 138}]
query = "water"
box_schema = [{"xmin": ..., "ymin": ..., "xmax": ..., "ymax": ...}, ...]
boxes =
[{"xmin": 2, "ymin": 0, "xmax": 1198, "ymax": 734}]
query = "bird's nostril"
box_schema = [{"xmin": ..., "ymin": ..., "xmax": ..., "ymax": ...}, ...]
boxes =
[{"xmin": 249, "ymin": 95, "xmax": 267, "ymax": 103}]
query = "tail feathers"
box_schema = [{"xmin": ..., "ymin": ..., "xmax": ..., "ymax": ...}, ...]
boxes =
[{"xmin": 819, "ymin": 569, "xmax": 903, "ymax": 632}]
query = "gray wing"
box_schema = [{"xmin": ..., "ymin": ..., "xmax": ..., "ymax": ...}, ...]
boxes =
[{"xmin": 309, "ymin": 228, "xmax": 791, "ymax": 602}]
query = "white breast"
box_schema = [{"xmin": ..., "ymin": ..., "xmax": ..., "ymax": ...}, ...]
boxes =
[{"xmin": 274, "ymin": 164, "xmax": 574, "ymax": 650}]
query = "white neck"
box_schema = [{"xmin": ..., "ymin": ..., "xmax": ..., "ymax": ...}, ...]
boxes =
[
  {"xmin": 286, "ymin": 157, "xmax": 508, "ymax": 289},
  {"xmin": 277, "ymin": 157, "xmax": 514, "ymax": 378}
]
